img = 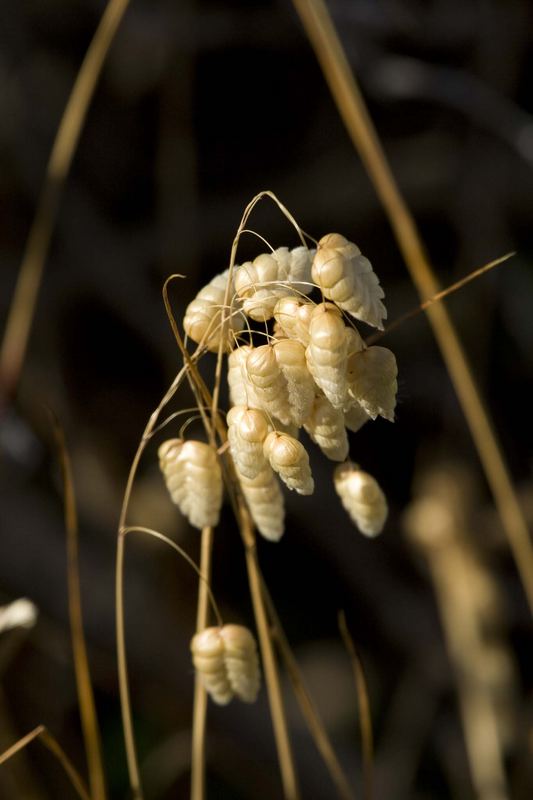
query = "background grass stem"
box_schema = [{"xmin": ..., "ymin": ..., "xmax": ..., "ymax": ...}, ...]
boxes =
[{"xmin": 291, "ymin": 0, "xmax": 533, "ymax": 615}]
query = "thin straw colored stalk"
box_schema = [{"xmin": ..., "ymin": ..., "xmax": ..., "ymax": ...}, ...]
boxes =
[
  {"xmin": 338, "ymin": 613, "xmax": 374, "ymax": 800},
  {"xmin": 51, "ymin": 418, "xmax": 107, "ymax": 800},
  {"xmin": 116, "ymin": 365, "xmax": 190, "ymax": 800},
  {"xmin": 0, "ymin": 0, "xmax": 131, "ymax": 408},
  {"xmin": 191, "ymin": 527, "xmax": 214, "ymax": 800},
  {"xmin": 261, "ymin": 580, "xmax": 355, "ymax": 800},
  {"xmin": 240, "ymin": 507, "xmax": 300, "ymax": 800},
  {"xmin": 163, "ymin": 260, "xmax": 300, "ymax": 799},
  {"xmin": 0, "ymin": 725, "xmax": 91, "ymax": 800},
  {"xmin": 291, "ymin": 0, "xmax": 533, "ymax": 614}
]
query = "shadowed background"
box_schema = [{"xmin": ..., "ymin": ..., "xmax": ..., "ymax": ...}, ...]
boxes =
[{"xmin": 1, "ymin": 0, "xmax": 533, "ymax": 797}]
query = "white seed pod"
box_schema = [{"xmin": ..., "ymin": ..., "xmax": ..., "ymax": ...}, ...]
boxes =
[
  {"xmin": 234, "ymin": 253, "xmax": 289, "ymax": 322},
  {"xmin": 227, "ymin": 345, "xmax": 259, "ymax": 408},
  {"xmin": 246, "ymin": 345, "xmax": 292, "ymax": 425},
  {"xmin": 273, "ymin": 339, "xmax": 315, "ymax": 426},
  {"xmin": 304, "ymin": 394, "xmax": 349, "ymax": 461},
  {"xmin": 347, "ymin": 346, "xmax": 398, "ymax": 421},
  {"xmin": 334, "ymin": 462, "xmax": 388, "ymax": 537},
  {"xmin": 227, "ymin": 405, "xmax": 270, "ymax": 480},
  {"xmin": 239, "ymin": 464, "xmax": 285, "ymax": 541},
  {"xmin": 183, "ymin": 269, "xmax": 244, "ymax": 353},
  {"xmin": 273, "ymin": 296, "xmax": 314, "ymax": 346},
  {"xmin": 312, "ymin": 233, "xmax": 387, "ymax": 329},
  {"xmin": 306, "ymin": 303, "xmax": 348, "ymax": 409},
  {"xmin": 263, "ymin": 431, "xmax": 314, "ymax": 495},
  {"xmin": 158, "ymin": 439, "xmax": 222, "ymax": 529},
  {"xmin": 191, "ymin": 624, "xmax": 260, "ymax": 705}
]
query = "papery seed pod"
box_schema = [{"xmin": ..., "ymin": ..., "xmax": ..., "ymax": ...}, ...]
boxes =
[
  {"xmin": 158, "ymin": 439, "xmax": 222, "ymax": 529},
  {"xmin": 191, "ymin": 625, "xmax": 261, "ymax": 705},
  {"xmin": 306, "ymin": 304, "xmax": 348, "ymax": 409},
  {"xmin": 304, "ymin": 394, "xmax": 349, "ymax": 461},
  {"xmin": 234, "ymin": 253, "xmax": 288, "ymax": 322},
  {"xmin": 273, "ymin": 339, "xmax": 315, "ymax": 426},
  {"xmin": 239, "ymin": 464, "xmax": 285, "ymax": 541},
  {"xmin": 246, "ymin": 345, "xmax": 292, "ymax": 425},
  {"xmin": 343, "ymin": 402, "xmax": 371, "ymax": 434},
  {"xmin": 334, "ymin": 462, "xmax": 388, "ymax": 536},
  {"xmin": 227, "ymin": 345, "xmax": 258, "ymax": 408},
  {"xmin": 312, "ymin": 233, "xmax": 387, "ymax": 330},
  {"xmin": 227, "ymin": 405, "xmax": 270, "ymax": 480},
  {"xmin": 263, "ymin": 431, "xmax": 314, "ymax": 495},
  {"xmin": 347, "ymin": 346, "xmax": 398, "ymax": 421},
  {"xmin": 183, "ymin": 269, "xmax": 244, "ymax": 352},
  {"xmin": 273, "ymin": 296, "xmax": 314, "ymax": 346},
  {"xmin": 272, "ymin": 245, "xmax": 315, "ymax": 290}
]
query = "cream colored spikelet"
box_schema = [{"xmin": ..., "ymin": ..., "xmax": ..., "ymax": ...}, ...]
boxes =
[
  {"xmin": 334, "ymin": 462, "xmax": 388, "ymax": 536},
  {"xmin": 227, "ymin": 345, "xmax": 258, "ymax": 408},
  {"xmin": 304, "ymin": 394, "xmax": 349, "ymax": 461},
  {"xmin": 227, "ymin": 405, "xmax": 270, "ymax": 480},
  {"xmin": 158, "ymin": 439, "xmax": 223, "ymax": 529},
  {"xmin": 347, "ymin": 346, "xmax": 398, "ymax": 421},
  {"xmin": 183, "ymin": 269, "xmax": 243, "ymax": 352},
  {"xmin": 234, "ymin": 253, "xmax": 288, "ymax": 322},
  {"xmin": 263, "ymin": 431, "xmax": 314, "ymax": 495},
  {"xmin": 312, "ymin": 233, "xmax": 387, "ymax": 330},
  {"xmin": 238, "ymin": 464, "xmax": 285, "ymax": 541},
  {"xmin": 272, "ymin": 245, "xmax": 315, "ymax": 289},
  {"xmin": 246, "ymin": 345, "xmax": 292, "ymax": 425},
  {"xmin": 273, "ymin": 296, "xmax": 314, "ymax": 346},
  {"xmin": 191, "ymin": 625, "xmax": 260, "ymax": 705},
  {"xmin": 306, "ymin": 303, "xmax": 348, "ymax": 409},
  {"xmin": 273, "ymin": 339, "xmax": 315, "ymax": 426},
  {"xmin": 344, "ymin": 402, "xmax": 371, "ymax": 434}
]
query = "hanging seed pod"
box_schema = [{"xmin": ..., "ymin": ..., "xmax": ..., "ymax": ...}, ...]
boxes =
[
  {"xmin": 344, "ymin": 402, "xmax": 371, "ymax": 434},
  {"xmin": 239, "ymin": 464, "xmax": 285, "ymax": 541},
  {"xmin": 246, "ymin": 345, "xmax": 292, "ymax": 425},
  {"xmin": 273, "ymin": 339, "xmax": 315, "ymax": 426},
  {"xmin": 263, "ymin": 431, "xmax": 314, "ymax": 495},
  {"xmin": 304, "ymin": 394, "xmax": 349, "ymax": 461},
  {"xmin": 306, "ymin": 303, "xmax": 348, "ymax": 409},
  {"xmin": 158, "ymin": 439, "xmax": 223, "ymax": 529},
  {"xmin": 227, "ymin": 345, "xmax": 258, "ymax": 408},
  {"xmin": 191, "ymin": 625, "xmax": 261, "ymax": 705},
  {"xmin": 312, "ymin": 233, "xmax": 387, "ymax": 330},
  {"xmin": 183, "ymin": 269, "xmax": 244, "ymax": 352},
  {"xmin": 272, "ymin": 245, "xmax": 315, "ymax": 290},
  {"xmin": 347, "ymin": 346, "xmax": 398, "ymax": 421},
  {"xmin": 234, "ymin": 253, "xmax": 289, "ymax": 322},
  {"xmin": 273, "ymin": 296, "xmax": 314, "ymax": 346},
  {"xmin": 227, "ymin": 405, "xmax": 270, "ymax": 480},
  {"xmin": 334, "ymin": 462, "xmax": 388, "ymax": 537}
]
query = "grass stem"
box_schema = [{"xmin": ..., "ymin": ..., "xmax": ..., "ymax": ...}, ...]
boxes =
[
  {"xmin": 191, "ymin": 527, "xmax": 215, "ymax": 800},
  {"xmin": 291, "ymin": 0, "xmax": 533, "ymax": 615}
]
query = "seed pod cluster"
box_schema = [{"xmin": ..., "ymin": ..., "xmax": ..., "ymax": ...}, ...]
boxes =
[
  {"xmin": 158, "ymin": 439, "xmax": 222, "ymax": 529},
  {"xmin": 180, "ymin": 230, "xmax": 394, "ymax": 541},
  {"xmin": 334, "ymin": 462, "xmax": 388, "ymax": 536},
  {"xmin": 191, "ymin": 624, "xmax": 261, "ymax": 705}
]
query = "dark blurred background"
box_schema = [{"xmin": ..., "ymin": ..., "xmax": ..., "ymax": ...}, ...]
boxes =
[{"xmin": 1, "ymin": 0, "xmax": 533, "ymax": 797}]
